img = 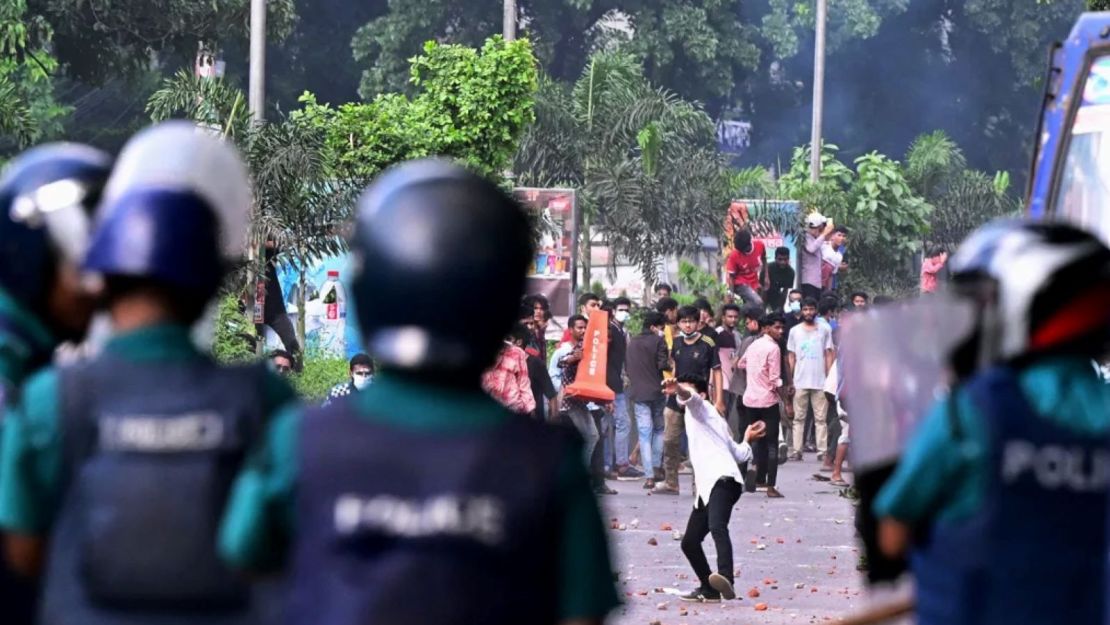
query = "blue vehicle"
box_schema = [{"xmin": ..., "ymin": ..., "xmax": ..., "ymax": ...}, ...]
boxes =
[{"xmin": 1029, "ymin": 12, "xmax": 1110, "ymax": 241}]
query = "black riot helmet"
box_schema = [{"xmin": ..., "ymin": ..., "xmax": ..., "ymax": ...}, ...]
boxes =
[{"xmin": 350, "ymin": 159, "xmax": 534, "ymax": 373}]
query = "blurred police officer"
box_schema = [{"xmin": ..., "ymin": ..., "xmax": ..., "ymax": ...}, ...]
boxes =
[
  {"xmin": 219, "ymin": 159, "xmax": 620, "ymax": 625},
  {"xmin": 0, "ymin": 122, "xmax": 296, "ymax": 625},
  {"xmin": 0, "ymin": 143, "xmax": 111, "ymax": 623}
]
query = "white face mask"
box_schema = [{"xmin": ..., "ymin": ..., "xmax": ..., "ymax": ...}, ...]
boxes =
[
  {"xmin": 615, "ymin": 310, "xmax": 630, "ymax": 323},
  {"xmin": 352, "ymin": 373, "xmax": 373, "ymax": 390},
  {"xmin": 788, "ymin": 301, "xmax": 801, "ymax": 313}
]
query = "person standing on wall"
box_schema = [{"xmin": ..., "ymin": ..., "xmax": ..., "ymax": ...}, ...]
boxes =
[
  {"xmin": 724, "ymin": 229, "xmax": 765, "ymax": 307},
  {"xmin": 801, "ymin": 214, "xmax": 835, "ymax": 302}
]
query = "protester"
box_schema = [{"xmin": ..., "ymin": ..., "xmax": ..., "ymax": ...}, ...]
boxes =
[
  {"xmin": 322, "ymin": 352, "xmax": 375, "ymax": 407},
  {"xmin": 764, "ymin": 246, "xmax": 796, "ymax": 313},
  {"xmin": 0, "ymin": 122, "xmax": 298, "ymax": 625},
  {"xmin": 714, "ymin": 303, "xmax": 742, "ymax": 432},
  {"xmin": 482, "ymin": 322, "xmax": 536, "ymax": 415},
  {"xmin": 561, "ymin": 292, "xmax": 602, "ymax": 342},
  {"xmin": 0, "ymin": 142, "xmax": 111, "ymax": 625},
  {"xmin": 919, "ymin": 246, "xmax": 947, "ymax": 294},
  {"xmin": 874, "ymin": 221, "xmax": 1110, "ymax": 625},
  {"xmin": 784, "ymin": 288, "xmax": 803, "ymax": 315},
  {"xmin": 821, "ymin": 225, "xmax": 849, "ymax": 291},
  {"xmin": 656, "ymin": 296, "xmax": 680, "ymax": 378},
  {"xmin": 261, "ymin": 237, "xmax": 303, "ymax": 371},
  {"xmin": 654, "ymin": 283, "xmax": 674, "ymax": 301},
  {"xmin": 850, "ymin": 291, "xmax": 870, "ymax": 310},
  {"xmin": 626, "ymin": 311, "xmax": 670, "ymax": 489},
  {"xmin": 786, "ymin": 298, "xmax": 834, "ymax": 464},
  {"xmin": 737, "ymin": 314, "xmax": 787, "ymax": 497},
  {"xmin": 269, "ymin": 349, "xmax": 295, "ymax": 377},
  {"xmin": 656, "ymin": 306, "xmax": 722, "ymax": 496},
  {"xmin": 724, "ymin": 229, "xmax": 765, "ymax": 307},
  {"xmin": 730, "ymin": 305, "xmax": 764, "ymax": 437},
  {"xmin": 522, "ymin": 320, "xmax": 557, "ymax": 422},
  {"xmin": 219, "ymin": 159, "xmax": 619, "ymax": 625},
  {"xmin": 693, "ymin": 298, "xmax": 719, "ymax": 343},
  {"xmin": 605, "ymin": 297, "xmax": 638, "ymax": 480},
  {"xmin": 802, "ymin": 214, "xmax": 836, "ymax": 302},
  {"xmin": 668, "ymin": 375, "xmax": 766, "ymax": 603}
]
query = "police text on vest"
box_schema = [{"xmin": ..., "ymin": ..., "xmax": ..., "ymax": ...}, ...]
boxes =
[
  {"xmin": 98, "ymin": 413, "xmax": 225, "ymax": 452},
  {"xmin": 334, "ymin": 494, "xmax": 505, "ymax": 546},
  {"xmin": 1002, "ymin": 440, "xmax": 1110, "ymax": 491}
]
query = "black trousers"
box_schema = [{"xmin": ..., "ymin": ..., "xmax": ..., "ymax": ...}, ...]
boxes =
[
  {"xmin": 681, "ymin": 477, "xmax": 743, "ymax": 589},
  {"xmin": 801, "ymin": 283, "xmax": 823, "ymax": 302},
  {"xmin": 748, "ymin": 404, "xmax": 781, "ymax": 487}
]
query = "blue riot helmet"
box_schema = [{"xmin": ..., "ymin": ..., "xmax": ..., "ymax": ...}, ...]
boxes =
[
  {"xmin": 0, "ymin": 143, "xmax": 112, "ymax": 339},
  {"xmin": 84, "ymin": 122, "xmax": 251, "ymax": 305},
  {"xmin": 350, "ymin": 159, "xmax": 533, "ymax": 372}
]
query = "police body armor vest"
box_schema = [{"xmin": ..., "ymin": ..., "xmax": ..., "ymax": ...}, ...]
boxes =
[
  {"xmin": 912, "ymin": 368, "xmax": 1109, "ymax": 625},
  {"xmin": 41, "ymin": 355, "xmax": 269, "ymax": 625},
  {"xmin": 289, "ymin": 398, "xmax": 571, "ymax": 625}
]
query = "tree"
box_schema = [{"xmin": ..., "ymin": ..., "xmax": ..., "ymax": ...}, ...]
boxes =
[
  {"xmin": 778, "ymin": 142, "xmax": 933, "ymax": 295},
  {"xmin": 30, "ymin": 0, "xmax": 297, "ymax": 84},
  {"xmin": 351, "ymin": 0, "xmax": 611, "ymax": 98},
  {"xmin": 297, "ymin": 36, "xmax": 538, "ymax": 181},
  {"xmin": 148, "ymin": 76, "xmax": 357, "ymax": 349},
  {"xmin": 0, "ymin": 0, "xmax": 69, "ymax": 155},
  {"xmin": 516, "ymin": 51, "xmax": 730, "ymax": 293}
]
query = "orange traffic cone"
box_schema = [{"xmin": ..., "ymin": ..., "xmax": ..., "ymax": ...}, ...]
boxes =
[{"xmin": 565, "ymin": 309, "xmax": 616, "ymax": 402}]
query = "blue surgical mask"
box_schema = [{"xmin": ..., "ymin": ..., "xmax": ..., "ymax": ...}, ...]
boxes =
[
  {"xmin": 788, "ymin": 301, "xmax": 801, "ymax": 313},
  {"xmin": 352, "ymin": 373, "xmax": 373, "ymax": 390}
]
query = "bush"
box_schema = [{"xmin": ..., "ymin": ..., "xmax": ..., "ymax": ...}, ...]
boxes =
[
  {"xmin": 212, "ymin": 294, "xmax": 256, "ymax": 364},
  {"xmin": 293, "ymin": 355, "xmax": 350, "ymax": 401}
]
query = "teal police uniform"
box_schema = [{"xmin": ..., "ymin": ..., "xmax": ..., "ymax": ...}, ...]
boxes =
[
  {"xmin": 0, "ymin": 324, "xmax": 296, "ymax": 533},
  {"xmin": 874, "ymin": 356, "xmax": 1110, "ymax": 524},
  {"xmin": 219, "ymin": 372, "xmax": 620, "ymax": 622}
]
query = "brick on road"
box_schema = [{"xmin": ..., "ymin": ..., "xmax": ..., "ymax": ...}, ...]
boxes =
[{"xmin": 601, "ymin": 459, "xmax": 864, "ymax": 625}]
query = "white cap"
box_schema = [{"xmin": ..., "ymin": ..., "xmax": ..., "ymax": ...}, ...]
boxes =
[{"xmin": 805, "ymin": 212, "xmax": 827, "ymax": 229}]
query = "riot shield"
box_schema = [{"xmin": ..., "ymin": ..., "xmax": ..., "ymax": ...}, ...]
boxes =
[
  {"xmin": 839, "ymin": 296, "xmax": 976, "ymax": 473},
  {"xmin": 838, "ymin": 295, "xmax": 975, "ymax": 586}
]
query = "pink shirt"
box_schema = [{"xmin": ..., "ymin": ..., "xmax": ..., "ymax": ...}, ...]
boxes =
[
  {"xmin": 920, "ymin": 256, "xmax": 945, "ymax": 293},
  {"xmin": 737, "ymin": 335, "xmax": 782, "ymax": 408},
  {"xmin": 482, "ymin": 343, "xmax": 535, "ymax": 414}
]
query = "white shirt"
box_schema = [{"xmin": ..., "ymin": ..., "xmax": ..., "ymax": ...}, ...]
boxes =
[
  {"xmin": 678, "ymin": 393, "xmax": 754, "ymax": 507},
  {"xmin": 822, "ymin": 243, "xmax": 843, "ymax": 275}
]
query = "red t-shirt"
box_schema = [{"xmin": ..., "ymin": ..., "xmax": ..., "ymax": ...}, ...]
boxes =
[{"xmin": 726, "ymin": 241, "xmax": 765, "ymax": 288}]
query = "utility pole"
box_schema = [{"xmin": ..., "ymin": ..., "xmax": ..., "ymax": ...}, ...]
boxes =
[
  {"xmin": 249, "ymin": 0, "xmax": 267, "ymax": 123},
  {"xmin": 809, "ymin": 0, "xmax": 827, "ymax": 183},
  {"xmin": 503, "ymin": 0, "xmax": 517, "ymax": 41}
]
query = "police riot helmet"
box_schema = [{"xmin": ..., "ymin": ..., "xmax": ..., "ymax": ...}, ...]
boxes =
[
  {"xmin": 947, "ymin": 219, "xmax": 1110, "ymax": 375},
  {"xmin": 0, "ymin": 143, "xmax": 112, "ymax": 312},
  {"xmin": 84, "ymin": 122, "xmax": 251, "ymax": 301},
  {"xmin": 350, "ymin": 159, "xmax": 533, "ymax": 372}
]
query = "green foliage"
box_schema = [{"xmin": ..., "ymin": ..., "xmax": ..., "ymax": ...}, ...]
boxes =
[
  {"xmin": 39, "ymin": 0, "xmax": 296, "ymax": 83},
  {"xmin": 146, "ymin": 70, "xmax": 250, "ymax": 138},
  {"xmin": 212, "ymin": 294, "xmax": 256, "ymax": 364},
  {"xmin": 296, "ymin": 36, "xmax": 537, "ymax": 181},
  {"xmin": 851, "ymin": 151, "xmax": 932, "ymax": 257},
  {"xmin": 677, "ymin": 260, "xmax": 727, "ymax": 311},
  {"xmin": 517, "ymin": 51, "xmax": 728, "ymax": 289},
  {"xmin": 0, "ymin": 0, "xmax": 68, "ymax": 154},
  {"xmin": 930, "ymin": 170, "xmax": 1021, "ymax": 248},
  {"xmin": 905, "ymin": 130, "xmax": 968, "ymax": 202},
  {"xmin": 291, "ymin": 356, "xmax": 350, "ymax": 401}
]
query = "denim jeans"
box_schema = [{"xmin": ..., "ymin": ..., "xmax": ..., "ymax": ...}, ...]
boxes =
[
  {"xmin": 609, "ymin": 393, "xmax": 631, "ymax": 467},
  {"xmin": 731, "ymin": 283, "xmax": 764, "ymax": 308},
  {"xmin": 566, "ymin": 404, "xmax": 599, "ymax": 467},
  {"xmin": 634, "ymin": 398, "xmax": 665, "ymax": 477}
]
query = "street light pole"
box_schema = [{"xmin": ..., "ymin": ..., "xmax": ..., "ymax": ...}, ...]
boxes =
[
  {"xmin": 809, "ymin": 0, "xmax": 827, "ymax": 183},
  {"xmin": 503, "ymin": 0, "xmax": 517, "ymax": 41},
  {"xmin": 249, "ymin": 0, "xmax": 267, "ymax": 123}
]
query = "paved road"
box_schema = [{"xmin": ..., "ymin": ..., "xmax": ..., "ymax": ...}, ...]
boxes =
[{"xmin": 601, "ymin": 458, "xmax": 865, "ymax": 625}]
